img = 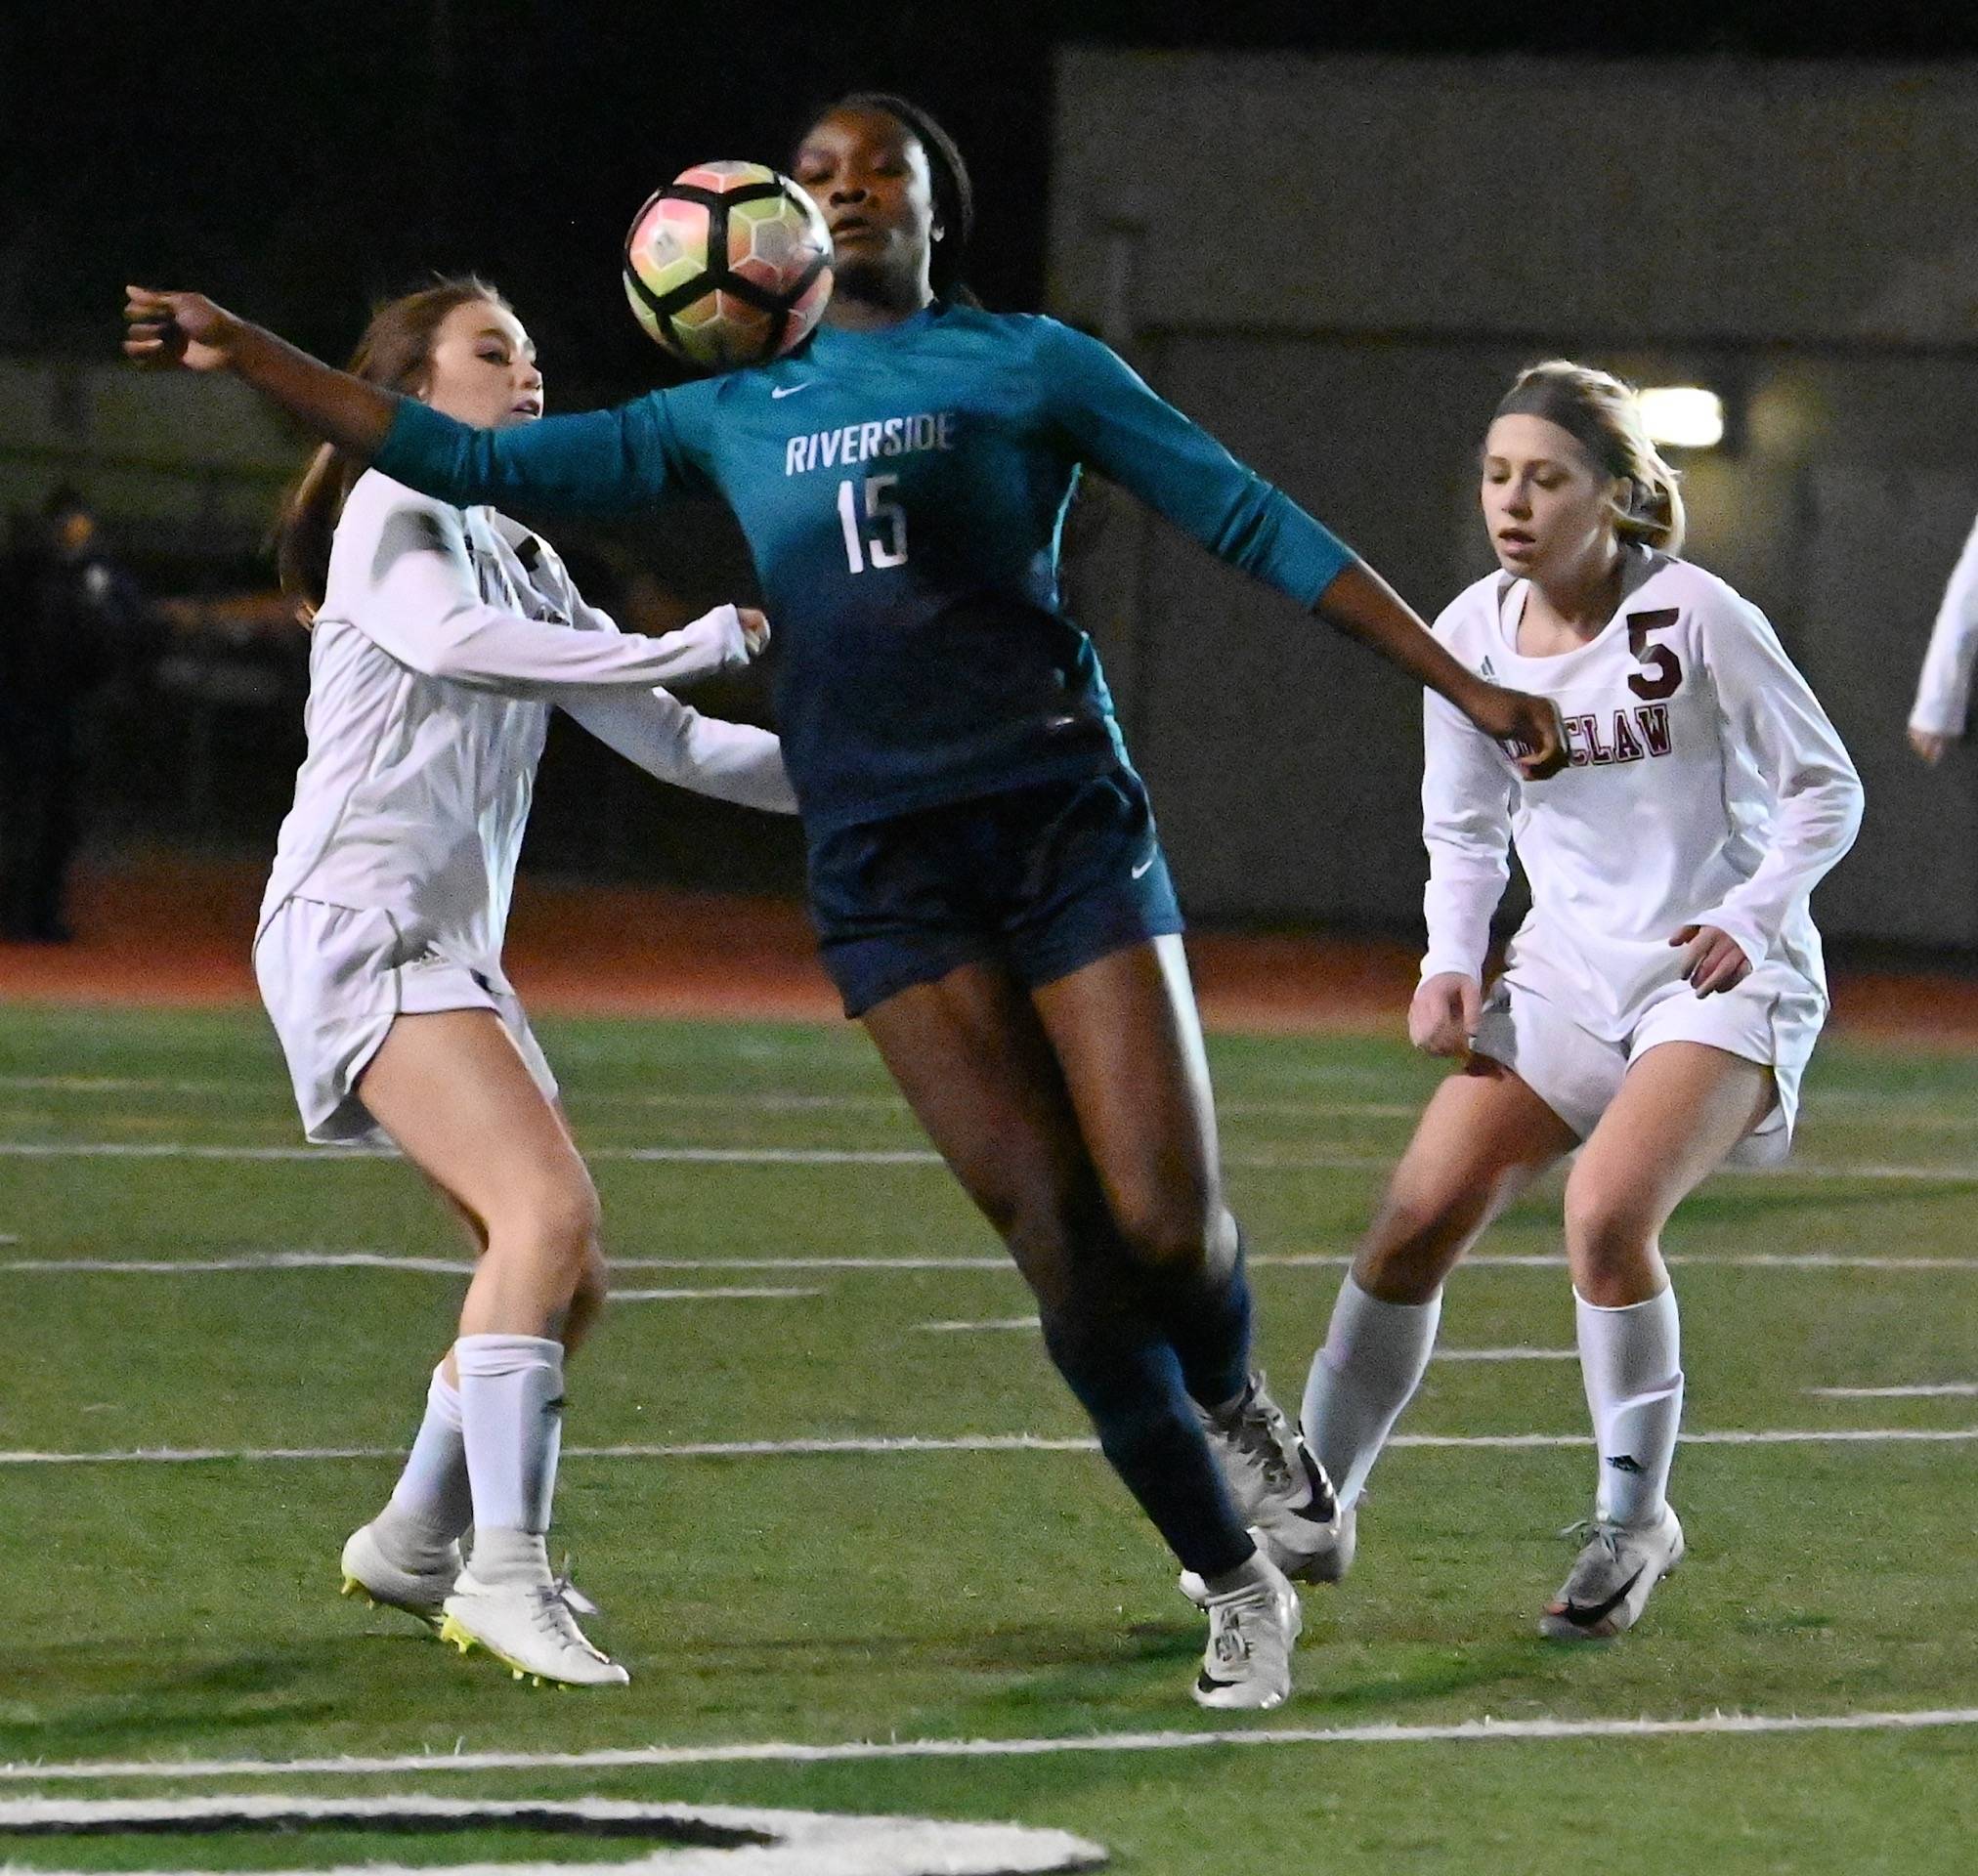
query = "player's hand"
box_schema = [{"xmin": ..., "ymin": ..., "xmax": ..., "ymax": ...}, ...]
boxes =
[
  {"xmin": 1408, "ymin": 972, "xmax": 1481, "ymax": 1056},
  {"xmin": 1909, "ymin": 726, "xmax": 1954, "ymax": 765},
  {"xmin": 1670, "ymin": 923, "xmax": 1750, "ymax": 996},
  {"xmin": 1465, "ymin": 682, "xmax": 1569, "ymax": 781},
  {"xmin": 736, "ymin": 608, "xmax": 771, "ymax": 658},
  {"xmin": 122, "ymin": 287, "xmax": 241, "ymax": 372}
]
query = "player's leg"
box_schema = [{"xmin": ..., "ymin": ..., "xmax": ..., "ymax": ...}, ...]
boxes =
[
  {"xmin": 1541, "ymin": 1039, "xmax": 1773, "ymax": 1641},
  {"xmin": 861, "ymin": 960, "xmax": 1298, "ymax": 1707},
  {"xmin": 1029, "ymin": 936, "xmax": 1330, "ymax": 1559},
  {"xmin": 353, "ymin": 1008, "xmax": 625, "ymax": 1685},
  {"xmin": 862, "ymin": 958, "xmax": 1259, "ymax": 1577},
  {"xmin": 369, "ymin": 1105, "xmax": 608, "ymax": 1615},
  {"xmin": 1304, "ymin": 1056, "xmax": 1576, "ymax": 1555}
]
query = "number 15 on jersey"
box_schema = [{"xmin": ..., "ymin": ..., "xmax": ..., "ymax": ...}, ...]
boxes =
[{"xmin": 837, "ymin": 475, "xmax": 908, "ymax": 573}]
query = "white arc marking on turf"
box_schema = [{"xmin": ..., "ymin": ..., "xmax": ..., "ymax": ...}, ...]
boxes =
[
  {"xmin": 0, "ymin": 1794, "xmax": 1104, "ymax": 1876},
  {"xmin": 1808, "ymin": 1383, "xmax": 1978, "ymax": 1398},
  {"xmin": 5, "ymin": 1426, "xmax": 1977, "ymax": 1467},
  {"xmin": 5, "ymin": 1707, "xmax": 1976, "ymax": 1784}
]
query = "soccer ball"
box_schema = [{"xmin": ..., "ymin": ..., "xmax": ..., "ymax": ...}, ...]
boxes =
[{"xmin": 622, "ymin": 161, "xmax": 833, "ymax": 371}]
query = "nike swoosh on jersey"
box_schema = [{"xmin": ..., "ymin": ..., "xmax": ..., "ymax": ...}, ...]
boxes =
[
  {"xmin": 770, "ymin": 383, "xmax": 814, "ymax": 399},
  {"xmin": 1131, "ymin": 854, "xmax": 1156, "ymax": 879}
]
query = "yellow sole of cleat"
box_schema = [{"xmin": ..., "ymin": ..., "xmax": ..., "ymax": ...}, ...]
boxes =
[{"xmin": 439, "ymin": 1611, "xmax": 615, "ymax": 1689}]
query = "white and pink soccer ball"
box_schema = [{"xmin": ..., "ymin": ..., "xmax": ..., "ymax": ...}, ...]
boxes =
[{"xmin": 622, "ymin": 161, "xmax": 833, "ymax": 372}]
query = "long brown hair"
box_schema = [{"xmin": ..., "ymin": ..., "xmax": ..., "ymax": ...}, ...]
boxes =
[{"xmin": 275, "ymin": 277, "xmax": 510, "ymax": 618}]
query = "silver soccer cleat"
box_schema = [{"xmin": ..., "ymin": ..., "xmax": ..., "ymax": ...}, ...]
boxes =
[
  {"xmin": 1538, "ymin": 1507, "xmax": 1686, "ymax": 1642},
  {"xmin": 1192, "ymin": 1554, "xmax": 1303, "ymax": 1711},
  {"xmin": 338, "ymin": 1521, "xmax": 459, "ymax": 1635},
  {"xmin": 1190, "ymin": 1372, "xmax": 1345, "ymax": 1586},
  {"xmin": 440, "ymin": 1565, "xmax": 629, "ymax": 1687}
]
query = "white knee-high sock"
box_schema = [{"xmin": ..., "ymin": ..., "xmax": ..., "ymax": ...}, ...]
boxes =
[
  {"xmin": 1576, "ymin": 1288, "xmax": 1683, "ymax": 1527},
  {"xmin": 1302, "ymin": 1276, "xmax": 1441, "ymax": 1509},
  {"xmin": 455, "ymin": 1334, "xmax": 564, "ymax": 1576},
  {"xmin": 374, "ymin": 1362, "xmax": 473, "ymax": 1560}
]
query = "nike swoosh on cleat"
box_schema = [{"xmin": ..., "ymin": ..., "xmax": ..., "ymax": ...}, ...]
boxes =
[
  {"xmin": 1554, "ymin": 1566, "xmax": 1645, "ymax": 1630},
  {"xmin": 1195, "ymin": 1670, "xmax": 1246, "ymax": 1693},
  {"xmin": 1288, "ymin": 1445, "xmax": 1338, "ymax": 1525}
]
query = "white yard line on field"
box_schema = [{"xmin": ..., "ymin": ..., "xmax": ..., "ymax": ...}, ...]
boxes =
[
  {"xmin": 8, "ymin": 1137, "xmax": 1978, "ymax": 1184},
  {"xmin": 4, "ymin": 1426, "xmax": 1975, "ymax": 1468},
  {"xmin": 6, "ymin": 1250, "xmax": 1977, "ymax": 1277},
  {"xmin": 4, "ymin": 1707, "xmax": 1977, "ymax": 1783},
  {"xmin": 1434, "ymin": 1347, "xmax": 1580, "ymax": 1361},
  {"xmin": 607, "ymin": 1288, "xmax": 824, "ymax": 1302},
  {"xmin": 1808, "ymin": 1383, "xmax": 1978, "ymax": 1398},
  {"xmin": 910, "ymin": 1323, "xmax": 1580, "ymax": 1359},
  {"xmin": 0, "ymin": 1075, "xmax": 1420, "ymax": 1121}
]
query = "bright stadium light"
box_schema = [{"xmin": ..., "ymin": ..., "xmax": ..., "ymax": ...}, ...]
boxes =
[{"xmin": 1638, "ymin": 386, "xmax": 1725, "ymax": 449}]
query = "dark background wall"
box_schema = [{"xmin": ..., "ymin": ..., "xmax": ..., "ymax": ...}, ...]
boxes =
[
  {"xmin": 1049, "ymin": 51, "xmax": 1978, "ymax": 947},
  {"xmin": 7, "ymin": 7, "xmax": 1978, "ymax": 938}
]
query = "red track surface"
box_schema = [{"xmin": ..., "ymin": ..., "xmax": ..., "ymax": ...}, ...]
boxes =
[{"xmin": 1, "ymin": 851, "xmax": 1973, "ymax": 1044}]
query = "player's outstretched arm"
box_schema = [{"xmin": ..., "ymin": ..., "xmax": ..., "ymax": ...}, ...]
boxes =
[
  {"xmin": 1045, "ymin": 323, "xmax": 1567, "ymax": 778},
  {"xmin": 562, "ymin": 689, "xmax": 797, "ymax": 814},
  {"xmin": 124, "ymin": 288, "xmax": 397, "ymax": 458},
  {"xmin": 1316, "ymin": 562, "xmax": 1568, "ymax": 781}
]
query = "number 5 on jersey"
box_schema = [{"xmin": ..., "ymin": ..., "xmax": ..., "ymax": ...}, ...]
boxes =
[
  {"xmin": 837, "ymin": 474, "xmax": 908, "ymax": 573},
  {"xmin": 1626, "ymin": 608, "xmax": 1683, "ymax": 701}
]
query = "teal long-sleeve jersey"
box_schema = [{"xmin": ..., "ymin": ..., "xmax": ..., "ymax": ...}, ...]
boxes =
[{"xmin": 377, "ymin": 302, "xmax": 1354, "ymax": 836}]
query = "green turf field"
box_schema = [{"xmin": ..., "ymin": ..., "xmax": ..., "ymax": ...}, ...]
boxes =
[{"xmin": 2, "ymin": 1002, "xmax": 1975, "ymax": 1872}]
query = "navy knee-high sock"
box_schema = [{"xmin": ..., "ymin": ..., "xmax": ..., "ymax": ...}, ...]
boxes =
[
  {"xmin": 1154, "ymin": 1227, "xmax": 1255, "ymax": 1414},
  {"xmin": 1039, "ymin": 1292, "xmax": 1255, "ymax": 1578}
]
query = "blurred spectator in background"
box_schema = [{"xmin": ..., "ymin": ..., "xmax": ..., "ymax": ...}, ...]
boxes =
[
  {"xmin": 1909, "ymin": 509, "xmax": 1978, "ymax": 765},
  {"xmin": 0, "ymin": 488, "xmax": 147, "ymax": 942}
]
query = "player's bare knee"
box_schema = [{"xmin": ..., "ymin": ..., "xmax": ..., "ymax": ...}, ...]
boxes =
[
  {"xmin": 1563, "ymin": 1180, "xmax": 1657, "ymax": 1288},
  {"xmin": 1354, "ymin": 1193, "xmax": 1471, "ymax": 1301},
  {"xmin": 513, "ymin": 1170, "xmax": 603, "ymax": 1277},
  {"xmin": 1106, "ymin": 1182, "xmax": 1217, "ymax": 1282}
]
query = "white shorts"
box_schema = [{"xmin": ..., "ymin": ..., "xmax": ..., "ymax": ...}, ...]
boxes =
[
  {"xmin": 1471, "ymin": 965, "xmax": 1826, "ymax": 1168},
  {"xmin": 253, "ymin": 898, "xmax": 558, "ymax": 1146}
]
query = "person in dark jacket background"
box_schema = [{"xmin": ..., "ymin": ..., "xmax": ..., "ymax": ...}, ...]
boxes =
[{"xmin": 1, "ymin": 488, "xmax": 143, "ymax": 942}]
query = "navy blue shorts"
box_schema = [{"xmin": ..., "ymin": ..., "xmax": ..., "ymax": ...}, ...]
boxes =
[{"xmin": 807, "ymin": 770, "xmax": 1185, "ymax": 1019}]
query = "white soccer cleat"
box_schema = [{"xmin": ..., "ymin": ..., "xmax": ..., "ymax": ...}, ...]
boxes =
[
  {"xmin": 1179, "ymin": 1497, "xmax": 1356, "ymax": 1609},
  {"xmin": 1192, "ymin": 1554, "xmax": 1302, "ymax": 1711},
  {"xmin": 439, "ymin": 1565, "xmax": 629, "ymax": 1687},
  {"xmin": 1193, "ymin": 1373, "xmax": 1344, "ymax": 1583},
  {"xmin": 1538, "ymin": 1507, "xmax": 1686, "ymax": 1642},
  {"xmin": 338, "ymin": 1521, "xmax": 458, "ymax": 1634}
]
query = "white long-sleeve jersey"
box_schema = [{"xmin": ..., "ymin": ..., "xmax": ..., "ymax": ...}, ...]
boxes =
[
  {"xmin": 259, "ymin": 470, "xmax": 796, "ymax": 979},
  {"xmin": 1422, "ymin": 551, "xmax": 1863, "ymax": 1040},
  {"xmin": 1910, "ymin": 508, "xmax": 1978, "ymax": 736}
]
